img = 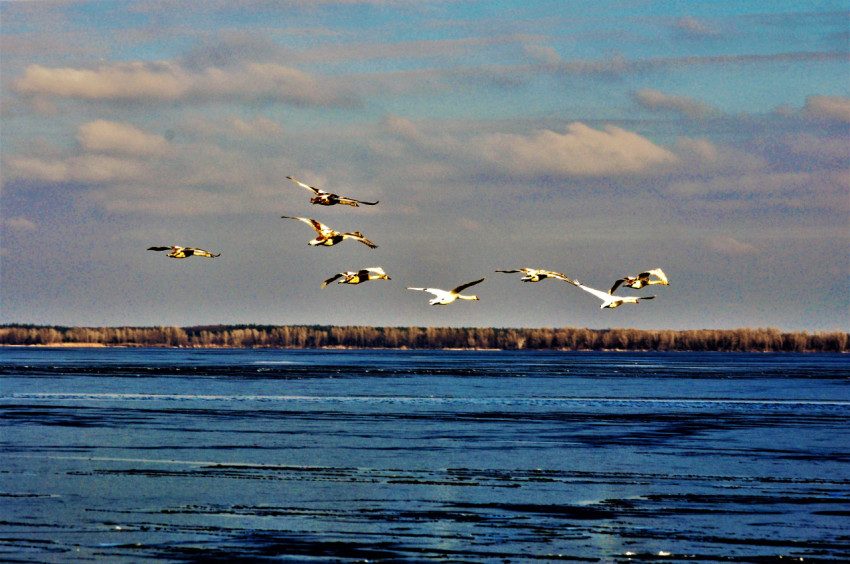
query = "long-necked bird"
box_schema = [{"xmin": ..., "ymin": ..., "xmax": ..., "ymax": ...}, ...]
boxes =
[
  {"xmin": 147, "ymin": 246, "xmax": 220, "ymax": 259},
  {"xmin": 322, "ymin": 267, "xmax": 390, "ymax": 288},
  {"xmin": 286, "ymin": 176, "xmax": 379, "ymax": 207},
  {"xmin": 281, "ymin": 216, "xmax": 378, "ymax": 248},
  {"xmin": 495, "ymin": 268, "xmax": 573, "ymax": 283},
  {"xmin": 407, "ymin": 278, "xmax": 485, "ymax": 306},
  {"xmin": 568, "ymin": 279, "xmax": 655, "ymax": 308},
  {"xmin": 609, "ymin": 268, "xmax": 669, "ymax": 294}
]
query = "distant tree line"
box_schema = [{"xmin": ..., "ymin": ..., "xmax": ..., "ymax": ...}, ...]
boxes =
[{"xmin": 0, "ymin": 324, "xmax": 847, "ymax": 352}]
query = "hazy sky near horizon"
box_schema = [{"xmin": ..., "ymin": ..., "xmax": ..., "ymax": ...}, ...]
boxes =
[{"xmin": 1, "ymin": 0, "xmax": 848, "ymax": 332}]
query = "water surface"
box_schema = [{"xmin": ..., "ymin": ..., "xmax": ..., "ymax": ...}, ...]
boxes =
[{"xmin": 2, "ymin": 348, "xmax": 848, "ymax": 562}]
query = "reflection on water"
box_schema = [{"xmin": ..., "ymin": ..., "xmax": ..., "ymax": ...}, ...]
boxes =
[{"xmin": 1, "ymin": 349, "xmax": 849, "ymax": 562}]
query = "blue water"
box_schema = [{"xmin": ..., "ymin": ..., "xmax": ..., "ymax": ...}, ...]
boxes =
[{"xmin": 1, "ymin": 348, "xmax": 849, "ymax": 562}]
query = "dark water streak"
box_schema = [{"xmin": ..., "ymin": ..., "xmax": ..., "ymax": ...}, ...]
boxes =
[{"xmin": 1, "ymin": 349, "xmax": 849, "ymax": 563}]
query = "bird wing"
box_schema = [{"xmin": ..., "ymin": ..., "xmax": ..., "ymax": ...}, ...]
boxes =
[
  {"xmin": 572, "ymin": 282, "xmax": 611, "ymax": 302},
  {"xmin": 647, "ymin": 268, "xmax": 668, "ymax": 284},
  {"xmin": 540, "ymin": 270, "xmax": 571, "ymax": 282},
  {"xmin": 407, "ymin": 287, "xmax": 440, "ymax": 296},
  {"xmin": 286, "ymin": 176, "xmax": 322, "ymax": 196},
  {"xmin": 281, "ymin": 216, "xmax": 330, "ymax": 234},
  {"xmin": 495, "ymin": 269, "xmax": 523, "ymax": 274},
  {"xmin": 360, "ymin": 267, "xmax": 386, "ymax": 278},
  {"xmin": 147, "ymin": 246, "xmax": 172, "ymax": 252},
  {"xmin": 344, "ymin": 232, "xmax": 378, "ymax": 248},
  {"xmin": 608, "ymin": 278, "xmax": 626, "ymax": 294},
  {"xmin": 321, "ymin": 273, "xmax": 346, "ymax": 288},
  {"xmin": 185, "ymin": 247, "xmax": 219, "ymax": 257},
  {"xmin": 340, "ymin": 196, "xmax": 379, "ymax": 206},
  {"xmin": 451, "ymin": 277, "xmax": 485, "ymax": 294}
]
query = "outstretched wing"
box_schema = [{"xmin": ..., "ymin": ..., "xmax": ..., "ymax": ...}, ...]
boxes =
[
  {"xmin": 571, "ymin": 281, "xmax": 611, "ymax": 302},
  {"xmin": 646, "ymin": 268, "xmax": 668, "ymax": 285},
  {"xmin": 539, "ymin": 269, "xmax": 572, "ymax": 282},
  {"xmin": 339, "ymin": 196, "xmax": 379, "ymax": 206},
  {"xmin": 451, "ymin": 277, "xmax": 485, "ymax": 294},
  {"xmin": 321, "ymin": 273, "xmax": 346, "ymax": 288},
  {"xmin": 363, "ymin": 267, "xmax": 386, "ymax": 276},
  {"xmin": 286, "ymin": 176, "xmax": 322, "ymax": 196},
  {"xmin": 608, "ymin": 278, "xmax": 627, "ymax": 295},
  {"xmin": 495, "ymin": 269, "xmax": 524, "ymax": 274},
  {"xmin": 147, "ymin": 246, "xmax": 173, "ymax": 252},
  {"xmin": 281, "ymin": 216, "xmax": 330, "ymax": 234},
  {"xmin": 344, "ymin": 232, "xmax": 378, "ymax": 249},
  {"xmin": 406, "ymin": 286, "xmax": 436, "ymax": 296},
  {"xmin": 185, "ymin": 247, "xmax": 220, "ymax": 258}
]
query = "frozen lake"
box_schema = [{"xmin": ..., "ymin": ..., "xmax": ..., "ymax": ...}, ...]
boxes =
[{"xmin": 2, "ymin": 348, "xmax": 849, "ymax": 562}]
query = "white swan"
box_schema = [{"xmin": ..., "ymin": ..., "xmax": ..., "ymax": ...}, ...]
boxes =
[
  {"xmin": 281, "ymin": 216, "xmax": 378, "ymax": 248},
  {"xmin": 286, "ymin": 176, "xmax": 379, "ymax": 207},
  {"xmin": 147, "ymin": 246, "xmax": 220, "ymax": 259},
  {"xmin": 609, "ymin": 268, "xmax": 668, "ymax": 294},
  {"xmin": 495, "ymin": 268, "xmax": 573, "ymax": 283},
  {"xmin": 407, "ymin": 278, "xmax": 485, "ymax": 305},
  {"xmin": 322, "ymin": 267, "xmax": 390, "ymax": 288},
  {"xmin": 568, "ymin": 279, "xmax": 655, "ymax": 308}
]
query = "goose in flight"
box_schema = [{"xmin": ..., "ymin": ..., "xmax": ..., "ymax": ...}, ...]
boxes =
[
  {"xmin": 407, "ymin": 278, "xmax": 485, "ymax": 306},
  {"xmin": 281, "ymin": 216, "xmax": 378, "ymax": 248},
  {"xmin": 609, "ymin": 268, "xmax": 668, "ymax": 294},
  {"xmin": 495, "ymin": 268, "xmax": 573, "ymax": 283},
  {"xmin": 147, "ymin": 246, "xmax": 220, "ymax": 259},
  {"xmin": 568, "ymin": 279, "xmax": 655, "ymax": 309},
  {"xmin": 286, "ymin": 176, "xmax": 379, "ymax": 207},
  {"xmin": 322, "ymin": 267, "xmax": 390, "ymax": 288}
]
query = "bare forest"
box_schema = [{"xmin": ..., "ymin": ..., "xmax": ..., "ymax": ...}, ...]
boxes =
[{"xmin": 1, "ymin": 324, "xmax": 847, "ymax": 352}]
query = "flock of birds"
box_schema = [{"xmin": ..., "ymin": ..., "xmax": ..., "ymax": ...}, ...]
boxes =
[{"xmin": 147, "ymin": 176, "xmax": 670, "ymax": 309}]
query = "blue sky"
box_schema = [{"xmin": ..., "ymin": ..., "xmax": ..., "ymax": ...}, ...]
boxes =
[{"xmin": 1, "ymin": 0, "xmax": 848, "ymax": 332}]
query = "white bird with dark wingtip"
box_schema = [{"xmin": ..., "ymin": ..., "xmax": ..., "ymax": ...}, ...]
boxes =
[
  {"xmin": 568, "ymin": 279, "xmax": 655, "ymax": 309},
  {"xmin": 495, "ymin": 268, "xmax": 573, "ymax": 283},
  {"xmin": 286, "ymin": 176, "xmax": 379, "ymax": 207},
  {"xmin": 322, "ymin": 267, "xmax": 390, "ymax": 288},
  {"xmin": 407, "ymin": 278, "xmax": 485, "ymax": 306},
  {"xmin": 147, "ymin": 246, "xmax": 220, "ymax": 259},
  {"xmin": 609, "ymin": 268, "xmax": 669, "ymax": 294},
  {"xmin": 281, "ymin": 216, "xmax": 378, "ymax": 248}
]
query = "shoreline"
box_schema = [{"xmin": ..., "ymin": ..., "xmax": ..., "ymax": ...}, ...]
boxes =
[{"xmin": 2, "ymin": 343, "xmax": 844, "ymax": 353}]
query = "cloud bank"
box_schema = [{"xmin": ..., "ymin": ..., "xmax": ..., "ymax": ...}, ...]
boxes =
[{"xmin": 14, "ymin": 61, "xmax": 359, "ymax": 107}]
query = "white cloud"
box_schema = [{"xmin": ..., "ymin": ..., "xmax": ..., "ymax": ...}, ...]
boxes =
[
  {"xmin": 14, "ymin": 62, "xmax": 188, "ymax": 101},
  {"xmin": 6, "ymin": 154, "xmax": 146, "ymax": 184},
  {"xmin": 632, "ymin": 89, "xmax": 717, "ymax": 119},
  {"xmin": 381, "ymin": 114, "xmax": 423, "ymax": 141},
  {"xmin": 228, "ymin": 116, "xmax": 284, "ymax": 137},
  {"xmin": 672, "ymin": 16, "xmax": 719, "ymax": 39},
  {"xmin": 3, "ymin": 216, "xmax": 37, "ymax": 231},
  {"xmin": 704, "ymin": 236, "xmax": 759, "ymax": 256},
  {"xmin": 77, "ymin": 120, "xmax": 170, "ymax": 156},
  {"xmin": 802, "ymin": 95, "xmax": 850, "ymax": 123},
  {"xmin": 5, "ymin": 156, "xmax": 70, "ymax": 183},
  {"xmin": 474, "ymin": 122, "xmax": 678, "ymax": 177},
  {"xmin": 13, "ymin": 61, "xmax": 359, "ymax": 107},
  {"xmin": 523, "ymin": 44, "xmax": 561, "ymax": 65}
]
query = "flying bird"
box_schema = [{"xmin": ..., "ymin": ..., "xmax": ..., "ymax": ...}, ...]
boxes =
[
  {"xmin": 147, "ymin": 246, "xmax": 220, "ymax": 259},
  {"xmin": 281, "ymin": 216, "xmax": 378, "ymax": 248},
  {"xmin": 286, "ymin": 176, "xmax": 379, "ymax": 207},
  {"xmin": 495, "ymin": 268, "xmax": 573, "ymax": 283},
  {"xmin": 407, "ymin": 278, "xmax": 485, "ymax": 306},
  {"xmin": 322, "ymin": 267, "xmax": 390, "ymax": 288},
  {"xmin": 568, "ymin": 279, "xmax": 655, "ymax": 309},
  {"xmin": 609, "ymin": 268, "xmax": 669, "ymax": 294}
]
